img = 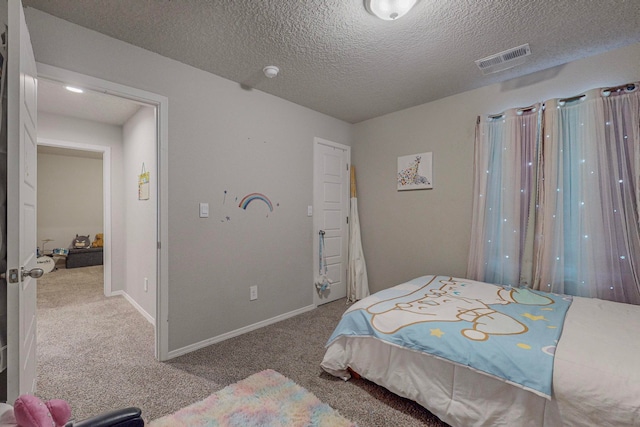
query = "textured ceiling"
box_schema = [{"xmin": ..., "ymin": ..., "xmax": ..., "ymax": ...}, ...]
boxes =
[{"xmin": 23, "ymin": 0, "xmax": 640, "ymax": 124}]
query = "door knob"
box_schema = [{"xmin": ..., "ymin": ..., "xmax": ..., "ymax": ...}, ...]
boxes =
[{"xmin": 22, "ymin": 267, "xmax": 44, "ymax": 279}]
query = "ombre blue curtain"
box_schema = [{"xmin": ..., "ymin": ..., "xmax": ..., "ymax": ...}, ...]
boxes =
[
  {"xmin": 534, "ymin": 87, "xmax": 640, "ymax": 303},
  {"xmin": 468, "ymin": 84, "xmax": 640, "ymax": 304},
  {"xmin": 467, "ymin": 105, "xmax": 541, "ymax": 287}
]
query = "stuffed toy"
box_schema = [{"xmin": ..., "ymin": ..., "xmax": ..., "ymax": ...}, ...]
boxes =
[
  {"xmin": 91, "ymin": 233, "xmax": 104, "ymax": 248},
  {"xmin": 71, "ymin": 234, "xmax": 91, "ymax": 249},
  {"xmin": 13, "ymin": 395, "xmax": 71, "ymax": 427}
]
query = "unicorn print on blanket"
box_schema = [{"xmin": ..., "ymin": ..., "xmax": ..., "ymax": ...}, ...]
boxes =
[{"xmin": 367, "ymin": 277, "xmax": 554, "ymax": 341}]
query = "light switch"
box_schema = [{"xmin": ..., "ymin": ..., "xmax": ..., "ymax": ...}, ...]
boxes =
[
  {"xmin": 199, "ymin": 202, "xmax": 209, "ymax": 218},
  {"xmin": 307, "ymin": 205, "xmax": 313, "ymax": 217}
]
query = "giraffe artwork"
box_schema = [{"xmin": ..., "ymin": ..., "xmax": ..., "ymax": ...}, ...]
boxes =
[{"xmin": 397, "ymin": 152, "xmax": 433, "ymax": 190}]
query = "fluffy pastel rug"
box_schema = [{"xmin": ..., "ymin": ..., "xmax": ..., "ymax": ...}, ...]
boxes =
[{"xmin": 149, "ymin": 369, "xmax": 356, "ymax": 427}]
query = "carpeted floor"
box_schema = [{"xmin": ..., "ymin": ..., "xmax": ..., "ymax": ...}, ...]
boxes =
[{"xmin": 36, "ymin": 266, "xmax": 449, "ymax": 426}]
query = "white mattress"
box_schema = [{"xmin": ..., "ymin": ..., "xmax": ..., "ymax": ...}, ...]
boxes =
[{"xmin": 322, "ymin": 296, "xmax": 640, "ymax": 426}]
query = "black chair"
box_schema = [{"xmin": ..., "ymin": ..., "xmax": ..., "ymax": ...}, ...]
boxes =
[{"xmin": 64, "ymin": 407, "xmax": 143, "ymax": 427}]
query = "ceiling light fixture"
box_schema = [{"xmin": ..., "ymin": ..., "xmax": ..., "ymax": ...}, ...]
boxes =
[
  {"xmin": 263, "ymin": 66, "xmax": 280, "ymax": 78},
  {"xmin": 65, "ymin": 86, "xmax": 84, "ymax": 93},
  {"xmin": 364, "ymin": 0, "xmax": 419, "ymax": 20}
]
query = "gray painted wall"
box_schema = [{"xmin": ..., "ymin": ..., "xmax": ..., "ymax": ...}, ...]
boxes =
[
  {"xmin": 123, "ymin": 106, "xmax": 157, "ymax": 320},
  {"xmin": 37, "ymin": 152, "xmax": 103, "ymax": 252},
  {"xmin": 353, "ymin": 42, "xmax": 640, "ymax": 293},
  {"xmin": 23, "ymin": 7, "xmax": 353, "ymax": 352}
]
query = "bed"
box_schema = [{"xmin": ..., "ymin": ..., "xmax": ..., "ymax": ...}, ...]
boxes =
[{"xmin": 321, "ymin": 275, "xmax": 640, "ymax": 426}]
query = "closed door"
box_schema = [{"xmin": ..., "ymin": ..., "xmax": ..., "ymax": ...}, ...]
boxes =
[
  {"xmin": 6, "ymin": 0, "xmax": 39, "ymax": 402},
  {"xmin": 313, "ymin": 138, "xmax": 350, "ymax": 305}
]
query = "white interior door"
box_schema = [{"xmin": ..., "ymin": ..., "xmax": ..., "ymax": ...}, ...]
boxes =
[
  {"xmin": 313, "ymin": 138, "xmax": 350, "ymax": 305},
  {"xmin": 6, "ymin": 0, "xmax": 38, "ymax": 402}
]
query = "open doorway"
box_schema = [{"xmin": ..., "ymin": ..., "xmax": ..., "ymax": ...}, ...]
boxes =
[
  {"xmin": 35, "ymin": 63, "xmax": 170, "ymax": 362},
  {"xmin": 35, "ymin": 75, "xmax": 155, "ymax": 303},
  {"xmin": 33, "ymin": 71, "xmax": 165, "ymax": 398}
]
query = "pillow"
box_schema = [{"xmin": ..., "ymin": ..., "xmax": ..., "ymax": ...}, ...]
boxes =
[{"xmin": 71, "ymin": 234, "xmax": 91, "ymax": 249}]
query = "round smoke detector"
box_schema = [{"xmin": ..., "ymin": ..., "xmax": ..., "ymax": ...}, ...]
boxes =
[{"xmin": 263, "ymin": 65, "xmax": 280, "ymax": 78}]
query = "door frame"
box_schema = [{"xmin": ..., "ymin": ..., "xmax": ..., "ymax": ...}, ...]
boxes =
[
  {"xmin": 36, "ymin": 63, "xmax": 170, "ymax": 361},
  {"xmin": 312, "ymin": 137, "xmax": 350, "ymax": 307},
  {"xmin": 37, "ymin": 139, "xmax": 112, "ymax": 295}
]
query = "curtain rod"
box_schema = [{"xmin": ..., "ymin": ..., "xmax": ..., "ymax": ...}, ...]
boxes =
[
  {"xmin": 558, "ymin": 82, "xmax": 637, "ymax": 103},
  {"xmin": 558, "ymin": 94, "xmax": 586, "ymax": 104},
  {"xmin": 602, "ymin": 82, "xmax": 636, "ymax": 95},
  {"xmin": 485, "ymin": 82, "xmax": 636, "ymax": 119},
  {"xmin": 518, "ymin": 105, "xmax": 537, "ymax": 113},
  {"xmin": 487, "ymin": 104, "xmax": 537, "ymax": 120}
]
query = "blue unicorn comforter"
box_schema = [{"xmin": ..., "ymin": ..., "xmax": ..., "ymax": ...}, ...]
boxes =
[{"xmin": 325, "ymin": 275, "xmax": 572, "ymax": 398}]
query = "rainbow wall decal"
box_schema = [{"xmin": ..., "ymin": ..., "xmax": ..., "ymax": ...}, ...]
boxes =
[{"xmin": 239, "ymin": 193, "xmax": 273, "ymax": 212}]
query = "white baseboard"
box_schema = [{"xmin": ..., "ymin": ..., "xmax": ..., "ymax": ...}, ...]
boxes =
[
  {"xmin": 112, "ymin": 290, "xmax": 155, "ymax": 326},
  {"xmin": 166, "ymin": 304, "xmax": 316, "ymax": 360}
]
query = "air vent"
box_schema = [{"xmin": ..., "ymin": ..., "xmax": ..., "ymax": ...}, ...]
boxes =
[{"xmin": 475, "ymin": 44, "xmax": 531, "ymax": 75}]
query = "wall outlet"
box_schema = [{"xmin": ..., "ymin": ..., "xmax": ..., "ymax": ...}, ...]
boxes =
[
  {"xmin": 144, "ymin": 277, "xmax": 148, "ymax": 292},
  {"xmin": 249, "ymin": 285, "xmax": 258, "ymax": 301}
]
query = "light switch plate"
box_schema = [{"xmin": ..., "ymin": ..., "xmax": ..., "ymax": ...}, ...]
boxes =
[
  {"xmin": 199, "ymin": 202, "xmax": 209, "ymax": 218},
  {"xmin": 307, "ymin": 205, "xmax": 313, "ymax": 216}
]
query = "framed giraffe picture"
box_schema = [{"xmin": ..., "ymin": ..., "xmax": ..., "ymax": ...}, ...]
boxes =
[{"xmin": 397, "ymin": 152, "xmax": 433, "ymax": 191}]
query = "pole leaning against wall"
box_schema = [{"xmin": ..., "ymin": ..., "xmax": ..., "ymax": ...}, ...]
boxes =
[{"xmin": 347, "ymin": 166, "xmax": 370, "ymax": 302}]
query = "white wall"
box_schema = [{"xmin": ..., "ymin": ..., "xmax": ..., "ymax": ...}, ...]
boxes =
[
  {"xmin": 37, "ymin": 152, "xmax": 103, "ymax": 252},
  {"xmin": 123, "ymin": 106, "xmax": 157, "ymax": 319},
  {"xmin": 353, "ymin": 42, "xmax": 640, "ymax": 293},
  {"xmin": 37, "ymin": 112, "xmax": 126, "ymax": 291},
  {"xmin": 24, "ymin": 8, "xmax": 353, "ymax": 353}
]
